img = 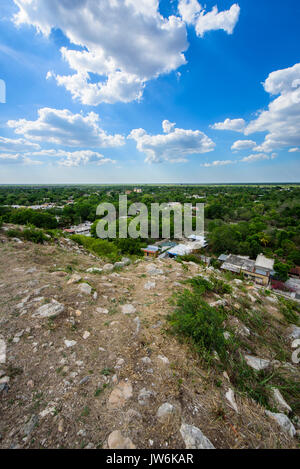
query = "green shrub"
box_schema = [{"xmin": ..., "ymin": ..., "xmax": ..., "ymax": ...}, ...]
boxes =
[
  {"xmin": 168, "ymin": 287, "xmax": 228, "ymax": 361},
  {"xmin": 71, "ymin": 235, "xmax": 120, "ymax": 262},
  {"xmin": 7, "ymin": 227, "xmax": 47, "ymax": 244},
  {"xmin": 279, "ymin": 298, "xmax": 300, "ymax": 325}
]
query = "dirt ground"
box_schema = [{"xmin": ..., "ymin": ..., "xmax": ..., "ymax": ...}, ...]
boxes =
[{"xmin": 0, "ymin": 235, "xmax": 298, "ymax": 449}]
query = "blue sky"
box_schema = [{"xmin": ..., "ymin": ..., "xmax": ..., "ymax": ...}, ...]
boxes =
[{"xmin": 0, "ymin": 0, "xmax": 299, "ymax": 183}]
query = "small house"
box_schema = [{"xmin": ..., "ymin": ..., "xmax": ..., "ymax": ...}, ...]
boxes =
[{"xmin": 141, "ymin": 245, "xmax": 159, "ymax": 258}]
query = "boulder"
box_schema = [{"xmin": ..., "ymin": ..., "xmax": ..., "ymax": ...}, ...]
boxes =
[{"xmin": 103, "ymin": 264, "xmax": 114, "ymax": 272}]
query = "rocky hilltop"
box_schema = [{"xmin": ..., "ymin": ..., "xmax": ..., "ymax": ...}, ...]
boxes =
[{"xmin": 0, "ymin": 230, "xmax": 299, "ymax": 449}]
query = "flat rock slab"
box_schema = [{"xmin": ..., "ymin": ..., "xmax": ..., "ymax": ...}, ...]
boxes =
[
  {"xmin": 180, "ymin": 424, "xmax": 215, "ymax": 449},
  {"xmin": 108, "ymin": 431, "xmax": 135, "ymax": 449},
  {"xmin": 287, "ymin": 325, "xmax": 300, "ymax": 341},
  {"xmin": 271, "ymin": 388, "xmax": 292, "ymax": 413},
  {"xmin": 144, "ymin": 281, "xmax": 156, "ymax": 290},
  {"xmin": 0, "ymin": 339, "xmax": 6, "ymax": 364},
  {"xmin": 78, "ymin": 283, "xmax": 92, "ymax": 295},
  {"xmin": 244, "ymin": 355, "xmax": 270, "ymax": 371},
  {"xmin": 32, "ymin": 300, "xmax": 65, "ymax": 319},
  {"xmin": 67, "ymin": 274, "xmax": 82, "ymax": 285},
  {"xmin": 86, "ymin": 267, "xmax": 103, "ymax": 273},
  {"xmin": 96, "ymin": 307, "xmax": 109, "ymax": 314},
  {"xmin": 108, "ymin": 381, "xmax": 133, "ymax": 409},
  {"xmin": 266, "ymin": 411, "xmax": 296, "ymax": 438},
  {"xmin": 121, "ymin": 304, "xmax": 136, "ymax": 315}
]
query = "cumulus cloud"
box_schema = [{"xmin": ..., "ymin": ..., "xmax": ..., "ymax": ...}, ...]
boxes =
[
  {"xmin": 211, "ymin": 118, "xmax": 246, "ymax": 132},
  {"xmin": 13, "ymin": 0, "xmax": 188, "ymax": 104},
  {"xmin": 13, "ymin": 1, "xmax": 241, "ymax": 104},
  {"xmin": 231, "ymin": 139, "xmax": 256, "ymax": 151},
  {"xmin": 57, "ymin": 150, "xmax": 116, "ymax": 167},
  {"xmin": 129, "ymin": 120, "xmax": 215, "ymax": 163},
  {"xmin": 178, "ymin": 1, "xmax": 240, "ymax": 37},
  {"xmin": 7, "ymin": 108, "xmax": 124, "ymax": 148},
  {"xmin": 215, "ymin": 63, "xmax": 300, "ymax": 154},
  {"xmin": 244, "ymin": 63, "xmax": 300, "ymax": 152},
  {"xmin": 162, "ymin": 120, "xmax": 176, "ymax": 133},
  {"xmin": 0, "ymin": 136, "xmax": 40, "ymax": 152}
]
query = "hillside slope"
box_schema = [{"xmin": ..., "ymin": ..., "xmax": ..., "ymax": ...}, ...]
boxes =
[{"xmin": 0, "ymin": 232, "xmax": 299, "ymax": 449}]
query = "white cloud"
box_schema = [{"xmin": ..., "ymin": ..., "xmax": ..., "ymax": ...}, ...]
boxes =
[
  {"xmin": 241, "ymin": 153, "xmax": 276, "ymax": 163},
  {"xmin": 178, "ymin": 0, "xmax": 202, "ymax": 24},
  {"xmin": 0, "ymin": 137, "xmax": 40, "ymax": 152},
  {"xmin": 202, "ymin": 152, "xmax": 277, "ymax": 167},
  {"xmin": 129, "ymin": 120, "xmax": 215, "ymax": 163},
  {"xmin": 219, "ymin": 63, "xmax": 300, "ymax": 154},
  {"xmin": 162, "ymin": 120, "xmax": 176, "ymax": 133},
  {"xmin": 0, "ymin": 153, "xmax": 41, "ymax": 165},
  {"xmin": 178, "ymin": 1, "xmax": 240, "ymax": 37},
  {"xmin": 7, "ymin": 108, "xmax": 124, "ymax": 148},
  {"xmin": 57, "ymin": 150, "xmax": 115, "ymax": 167},
  {"xmin": 211, "ymin": 118, "xmax": 246, "ymax": 132},
  {"xmin": 231, "ymin": 139, "xmax": 256, "ymax": 151},
  {"xmin": 13, "ymin": 0, "xmax": 188, "ymax": 104},
  {"xmin": 289, "ymin": 147, "xmax": 300, "ymax": 153},
  {"xmin": 202, "ymin": 159, "xmax": 235, "ymax": 167}
]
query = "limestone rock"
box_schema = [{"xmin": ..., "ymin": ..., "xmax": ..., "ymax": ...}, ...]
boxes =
[
  {"xmin": 64, "ymin": 340, "xmax": 77, "ymax": 348},
  {"xmin": 144, "ymin": 281, "xmax": 156, "ymax": 290},
  {"xmin": 180, "ymin": 423, "xmax": 215, "ymax": 449},
  {"xmin": 121, "ymin": 257, "xmax": 131, "ymax": 266},
  {"xmin": 138, "ymin": 388, "xmax": 155, "ymax": 406},
  {"xmin": 225, "ymin": 388, "xmax": 239, "ymax": 413},
  {"xmin": 86, "ymin": 267, "xmax": 102, "ymax": 273},
  {"xmin": 78, "ymin": 283, "xmax": 92, "ymax": 295},
  {"xmin": 108, "ymin": 430, "xmax": 135, "ymax": 449},
  {"xmin": 32, "ymin": 300, "xmax": 65, "ymax": 319},
  {"xmin": 157, "ymin": 403, "xmax": 176, "ymax": 421},
  {"xmin": 266, "ymin": 411, "xmax": 296, "ymax": 438},
  {"xmin": 270, "ymin": 388, "xmax": 292, "ymax": 414},
  {"xmin": 244, "ymin": 355, "xmax": 270, "ymax": 371},
  {"xmin": 121, "ymin": 304, "xmax": 136, "ymax": 315},
  {"xmin": 287, "ymin": 325, "xmax": 300, "ymax": 341},
  {"xmin": 0, "ymin": 339, "xmax": 6, "ymax": 364},
  {"xmin": 108, "ymin": 381, "xmax": 133, "ymax": 409},
  {"xmin": 67, "ymin": 274, "xmax": 82, "ymax": 285},
  {"xmin": 96, "ymin": 307, "xmax": 109, "ymax": 315},
  {"xmin": 103, "ymin": 264, "xmax": 114, "ymax": 272}
]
